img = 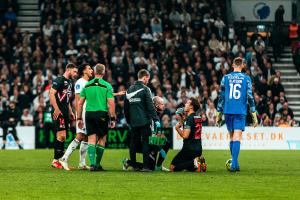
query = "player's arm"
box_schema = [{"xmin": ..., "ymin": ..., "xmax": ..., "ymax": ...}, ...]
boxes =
[
  {"xmin": 175, "ymin": 117, "xmax": 192, "ymax": 139},
  {"xmin": 107, "ymin": 84, "xmax": 116, "ymax": 128},
  {"xmin": 113, "ymin": 91, "xmax": 126, "ymax": 96},
  {"xmin": 145, "ymin": 86, "xmax": 160, "ymax": 127},
  {"xmin": 49, "ymin": 78, "xmax": 62, "ymax": 120},
  {"xmin": 68, "ymin": 103, "xmax": 75, "ymax": 120},
  {"xmin": 77, "ymin": 87, "xmax": 87, "ymax": 128},
  {"xmin": 246, "ymin": 77, "xmax": 258, "ymax": 127},
  {"xmin": 124, "ymin": 94, "xmax": 130, "ymax": 125},
  {"xmin": 216, "ymin": 76, "xmax": 225, "ymax": 125}
]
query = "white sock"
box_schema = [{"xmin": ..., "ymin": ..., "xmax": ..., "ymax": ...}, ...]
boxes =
[
  {"xmin": 79, "ymin": 141, "xmax": 88, "ymax": 166},
  {"xmin": 194, "ymin": 158, "xmax": 198, "ymax": 168},
  {"xmin": 62, "ymin": 139, "xmax": 80, "ymax": 161}
]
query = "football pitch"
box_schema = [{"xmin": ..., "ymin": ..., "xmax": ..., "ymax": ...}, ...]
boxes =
[{"xmin": 0, "ymin": 150, "xmax": 299, "ymax": 200}]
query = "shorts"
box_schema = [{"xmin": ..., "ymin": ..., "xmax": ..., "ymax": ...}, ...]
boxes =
[
  {"xmin": 53, "ymin": 114, "xmax": 70, "ymax": 133},
  {"xmin": 76, "ymin": 111, "xmax": 86, "ymax": 135},
  {"xmin": 85, "ymin": 111, "xmax": 109, "ymax": 137},
  {"xmin": 225, "ymin": 114, "xmax": 246, "ymax": 132},
  {"xmin": 171, "ymin": 147, "xmax": 202, "ymax": 167}
]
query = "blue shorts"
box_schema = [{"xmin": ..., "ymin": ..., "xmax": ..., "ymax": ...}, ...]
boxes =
[{"xmin": 225, "ymin": 114, "xmax": 246, "ymax": 132}]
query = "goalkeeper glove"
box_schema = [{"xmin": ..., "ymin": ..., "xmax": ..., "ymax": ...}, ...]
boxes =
[
  {"xmin": 251, "ymin": 112, "xmax": 258, "ymax": 127},
  {"xmin": 216, "ymin": 112, "xmax": 222, "ymax": 127}
]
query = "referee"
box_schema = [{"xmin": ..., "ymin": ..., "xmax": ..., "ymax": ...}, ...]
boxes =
[
  {"xmin": 78, "ymin": 63, "xmax": 116, "ymax": 171},
  {"xmin": 124, "ymin": 69, "xmax": 161, "ymax": 172}
]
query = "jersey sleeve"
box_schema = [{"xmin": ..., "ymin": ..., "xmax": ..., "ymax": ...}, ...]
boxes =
[
  {"xmin": 246, "ymin": 76, "xmax": 256, "ymax": 113},
  {"xmin": 107, "ymin": 84, "xmax": 114, "ymax": 99},
  {"xmin": 145, "ymin": 86, "xmax": 159, "ymax": 121},
  {"xmin": 217, "ymin": 76, "xmax": 225, "ymax": 113},
  {"xmin": 184, "ymin": 115, "xmax": 194, "ymax": 130},
  {"xmin": 80, "ymin": 87, "xmax": 86, "ymax": 98},
  {"xmin": 52, "ymin": 77, "xmax": 62, "ymax": 91},
  {"xmin": 74, "ymin": 81, "xmax": 82, "ymax": 94}
]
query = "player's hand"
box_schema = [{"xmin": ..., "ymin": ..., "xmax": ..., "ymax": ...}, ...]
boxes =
[
  {"xmin": 69, "ymin": 111, "xmax": 75, "ymax": 121},
  {"xmin": 251, "ymin": 112, "xmax": 258, "ymax": 128},
  {"xmin": 114, "ymin": 91, "xmax": 126, "ymax": 96},
  {"xmin": 53, "ymin": 108, "xmax": 62, "ymax": 120},
  {"xmin": 216, "ymin": 112, "xmax": 222, "ymax": 127},
  {"xmin": 110, "ymin": 120, "xmax": 116, "ymax": 128},
  {"xmin": 175, "ymin": 121, "xmax": 182, "ymax": 129},
  {"xmin": 78, "ymin": 119, "xmax": 84, "ymax": 129}
]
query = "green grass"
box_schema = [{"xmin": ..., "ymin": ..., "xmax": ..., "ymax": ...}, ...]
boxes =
[{"xmin": 0, "ymin": 150, "xmax": 299, "ymax": 200}]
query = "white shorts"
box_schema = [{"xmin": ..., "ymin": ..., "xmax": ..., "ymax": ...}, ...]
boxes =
[{"xmin": 76, "ymin": 111, "xmax": 87, "ymax": 135}]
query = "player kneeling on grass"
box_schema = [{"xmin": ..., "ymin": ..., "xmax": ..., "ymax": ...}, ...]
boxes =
[
  {"xmin": 78, "ymin": 64, "xmax": 116, "ymax": 171},
  {"xmin": 170, "ymin": 98, "xmax": 206, "ymax": 172},
  {"xmin": 216, "ymin": 57, "xmax": 258, "ymax": 172},
  {"xmin": 59, "ymin": 64, "xmax": 94, "ymax": 170}
]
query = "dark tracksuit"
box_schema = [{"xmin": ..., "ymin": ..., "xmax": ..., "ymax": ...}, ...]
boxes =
[{"xmin": 124, "ymin": 81, "xmax": 159, "ymax": 170}]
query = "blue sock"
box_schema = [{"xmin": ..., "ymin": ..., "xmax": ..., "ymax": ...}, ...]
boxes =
[
  {"xmin": 230, "ymin": 141, "xmax": 233, "ymax": 156},
  {"xmin": 231, "ymin": 141, "xmax": 240, "ymax": 169}
]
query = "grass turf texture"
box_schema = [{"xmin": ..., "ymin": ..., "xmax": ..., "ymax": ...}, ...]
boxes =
[{"xmin": 0, "ymin": 150, "xmax": 299, "ymax": 200}]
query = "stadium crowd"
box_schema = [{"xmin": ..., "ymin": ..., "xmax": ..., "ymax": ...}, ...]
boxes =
[{"xmin": 0, "ymin": 0, "xmax": 298, "ymax": 131}]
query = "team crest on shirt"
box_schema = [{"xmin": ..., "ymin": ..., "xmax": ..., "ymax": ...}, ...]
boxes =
[
  {"xmin": 64, "ymin": 81, "xmax": 68, "ymax": 86},
  {"xmin": 75, "ymin": 84, "xmax": 80, "ymax": 90}
]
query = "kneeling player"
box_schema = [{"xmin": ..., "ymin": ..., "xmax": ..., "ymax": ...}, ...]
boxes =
[{"xmin": 170, "ymin": 98, "xmax": 206, "ymax": 172}]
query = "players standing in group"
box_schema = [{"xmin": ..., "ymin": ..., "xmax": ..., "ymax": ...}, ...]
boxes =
[
  {"xmin": 49, "ymin": 63, "xmax": 78, "ymax": 169},
  {"xmin": 59, "ymin": 64, "xmax": 94, "ymax": 170},
  {"xmin": 216, "ymin": 57, "xmax": 258, "ymax": 172}
]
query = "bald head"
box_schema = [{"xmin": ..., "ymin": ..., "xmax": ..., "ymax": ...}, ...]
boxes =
[{"xmin": 153, "ymin": 96, "xmax": 165, "ymax": 111}]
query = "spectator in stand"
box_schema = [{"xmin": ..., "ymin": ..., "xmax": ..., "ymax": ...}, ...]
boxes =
[
  {"xmin": 21, "ymin": 108, "xmax": 33, "ymax": 126},
  {"xmin": 279, "ymin": 102, "xmax": 294, "ymax": 119},
  {"xmin": 275, "ymin": 5, "xmax": 285, "ymax": 27},
  {"xmin": 271, "ymin": 77, "xmax": 284, "ymax": 99}
]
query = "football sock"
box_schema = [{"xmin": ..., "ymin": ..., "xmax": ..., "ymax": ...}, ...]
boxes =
[
  {"xmin": 232, "ymin": 141, "xmax": 241, "ymax": 169},
  {"xmin": 88, "ymin": 144, "xmax": 96, "ymax": 166},
  {"xmin": 62, "ymin": 138, "xmax": 80, "ymax": 161},
  {"xmin": 173, "ymin": 161, "xmax": 195, "ymax": 172},
  {"xmin": 54, "ymin": 139, "xmax": 64, "ymax": 159},
  {"xmin": 127, "ymin": 160, "xmax": 143, "ymax": 170},
  {"xmin": 95, "ymin": 145, "xmax": 105, "ymax": 167},
  {"xmin": 79, "ymin": 141, "xmax": 88, "ymax": 166},
  {"xmin": 230, "ymin": 141, "xmax": 233, "ymax": 156}
]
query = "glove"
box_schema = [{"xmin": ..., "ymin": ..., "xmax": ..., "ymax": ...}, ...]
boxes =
[
  {"xmin": 175, "ymin": 107, "xmax": 184, "ymax": 115},
  {"xmin": 155, "ymin": 121, "xmax": 161, "ymax": 129},
  {"xmin": 216, "ymin": 112, "xmax": 222, "ymax": 127},
  {"xmin": 159, "ymin": 149, "xmax": 167, "ymax": 158},
  {"xmin": 251, "ymin": 112, "xmax": 258, "ymax": 127}
]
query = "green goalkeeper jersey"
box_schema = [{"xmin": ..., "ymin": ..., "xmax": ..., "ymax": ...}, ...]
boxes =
[{"xmin": 80, "ymin": 77, "xmax": 114, "ymax": 112}]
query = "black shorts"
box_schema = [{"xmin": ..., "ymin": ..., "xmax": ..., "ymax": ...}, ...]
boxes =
[
  {"xmin": 85, "ymin": 111, "xmax": 109, "ymax": 137},
  {"xmin": 53, "ymin": 114, "xmax": 70, "ymax": 133},
  {"xmin": 171, "ymin": 147, "xmax": 202, "ymax": 166}
]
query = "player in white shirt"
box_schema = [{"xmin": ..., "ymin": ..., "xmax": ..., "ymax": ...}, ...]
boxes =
[{"xmin": 59, "ymin": 64, "xmax": 94, "ymax": 170}]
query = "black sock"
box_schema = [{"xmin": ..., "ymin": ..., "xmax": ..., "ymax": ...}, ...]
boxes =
[
  {"xmin": 156, "ymin": 142, "xmax": 171, "ymax": 167},
  {"xmin": 127, "ymin": 160, "xmax": 143, "ymax": 169},
  {"xmin": 54, "ymin": 139, "xmax": 64, "ymax": 160}
]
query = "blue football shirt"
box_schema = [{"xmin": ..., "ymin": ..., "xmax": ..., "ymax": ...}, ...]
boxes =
[{"xmin": 217, "ymin": 72, "xmax": 256, "ymax": 115}]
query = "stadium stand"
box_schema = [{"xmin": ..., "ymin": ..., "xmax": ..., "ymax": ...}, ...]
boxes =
[{"xmin": 0, "ymin": 0, "xmax": 298, "ymax": 130}]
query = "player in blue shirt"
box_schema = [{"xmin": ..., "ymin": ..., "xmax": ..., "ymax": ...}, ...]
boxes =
[{"xmin": 216, "ymin": 57, "xmax": 258, "ymax": 172}]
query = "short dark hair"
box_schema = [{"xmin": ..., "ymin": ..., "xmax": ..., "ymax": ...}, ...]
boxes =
[
  {"xmin": 233, "ymin": 57, "xmax": 243, "ymax": 66},
  {"xmin": 78, "ymin": 63, "xmax": 90, "ymax": 77},
  {"xmin": 189, "ymin": 97, "xmax": 200, "ymax": 112},
  {"xmin": 66, "ymin": 63, "xmax": 76, "ymax": 69},
  {"xmin": 138, "ymin": 69, "xmax": 150, "ymax": 79}
]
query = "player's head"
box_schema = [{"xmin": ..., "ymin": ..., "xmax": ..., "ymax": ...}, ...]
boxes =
[
  {"xmin": 138, "ymin": 69, "xmax": 150, "ymax": 85},
  {"xmin": 184, "ymin": 97, "xmax": 200, "ymax": 113},
  {"xmin": 78, "ymin": 63, "xmax": 93, "ymax": 79},
  {"xmin": 153, "ymin": 96, "xmax": 165, "ymax": 112},
  {"xmin": 94, "ymin": 63, "xmax": 106, "ymax": 76},
  {"xmin": 65, "ymin": 63, "xmax": 78, "ymax": 79},
  {"xmin": 232, "ymin": 57, "xmax": 244, "ymax": 72}
]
